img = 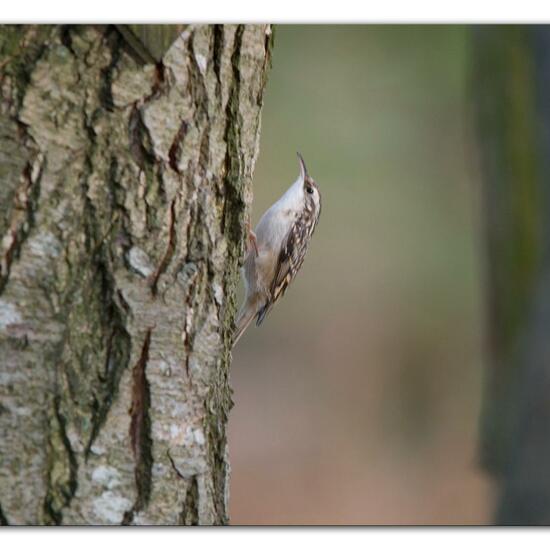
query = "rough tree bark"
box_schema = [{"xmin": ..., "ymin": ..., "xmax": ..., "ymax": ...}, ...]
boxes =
[
  {"xmin": 0, "ymin": 24, "xmax": 272, "ymax": 525},
  {"xmin": 474, "ymin": 25, "xmax": 550, "ymax": 525}
]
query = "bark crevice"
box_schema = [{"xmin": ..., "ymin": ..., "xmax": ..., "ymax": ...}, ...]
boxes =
[
  {"xmin": 0, "ymin": 153, "xmax": 44, "ymax": 294},
  {"xmin": 0, "ymin": 504, "xmax": 9, "ymax": 526},
  {"xmin": 149, "ymin": 198, "xmax": 177, "ymax": 297},
  {"xmin": 180, "ymin": 476, "xmax": 199, "ymax": 526},
  {"xmin": 123, "ymin": 328, "xmax": 153, "ymax": 524},
  {"xmin": 43, "ymin": 396, "xmax": 78, "ymax": 525}
]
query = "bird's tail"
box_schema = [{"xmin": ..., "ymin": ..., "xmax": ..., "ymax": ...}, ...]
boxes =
[{"xmin": 232, "ymin": 301, "xmax": 257, "ymax": 348}]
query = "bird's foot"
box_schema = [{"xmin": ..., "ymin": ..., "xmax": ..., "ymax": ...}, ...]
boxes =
[{"xmin": 246, "ymin": 220, "xmax": 259, "ymax": 257}]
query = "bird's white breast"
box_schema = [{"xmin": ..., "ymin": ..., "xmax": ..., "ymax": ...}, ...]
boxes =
[{"xmin": 254, "ymin": 176, "xmax": 303, "ymax": 251}]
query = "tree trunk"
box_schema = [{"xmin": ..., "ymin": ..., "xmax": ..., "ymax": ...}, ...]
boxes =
[
  {"xmin": 473, "ymin": 25, "xmax": 550, "ymax": 525},
  {"xmin": 0, "ymin": 24, "xmax": 272, "ymax": 525}
]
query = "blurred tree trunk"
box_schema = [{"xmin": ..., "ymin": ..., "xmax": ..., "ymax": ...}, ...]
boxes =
[
  {"xmin": 474, "ymin": 25, "xmax": 550, "ymax": 525},
  {"xmin": 0, "ymin": 24, "xmax": 272, "ymax": 525}
]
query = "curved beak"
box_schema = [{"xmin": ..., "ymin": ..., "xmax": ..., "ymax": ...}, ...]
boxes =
[{"xmin": 297, "ymin": 152, "xmax": 308, "ymax": 180}]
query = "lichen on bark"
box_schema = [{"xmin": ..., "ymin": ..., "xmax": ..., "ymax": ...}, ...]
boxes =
[{"xmin": 0, "ymin": 23, "xmax": 273, "ymax": 525}]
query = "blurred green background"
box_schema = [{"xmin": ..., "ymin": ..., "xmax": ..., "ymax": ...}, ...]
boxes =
[{"xmin": 229, "ymin": 25, "xmax": 491, "ymax": 525}]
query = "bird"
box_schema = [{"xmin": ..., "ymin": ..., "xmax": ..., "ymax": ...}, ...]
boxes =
[{"xmin": 233, "ymin": 152, "xmax": 322, "ymax": 347}]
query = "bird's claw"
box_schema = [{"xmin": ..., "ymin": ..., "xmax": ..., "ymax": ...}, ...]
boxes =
[{"xmin": 246, "ymin": 220, "xmax": 259, "ymax": 257}]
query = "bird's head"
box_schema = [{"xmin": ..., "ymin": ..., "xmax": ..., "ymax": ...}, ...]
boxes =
[{"xmin": 297, "ymin": 152, "xmax": 321, "ymax": 215}]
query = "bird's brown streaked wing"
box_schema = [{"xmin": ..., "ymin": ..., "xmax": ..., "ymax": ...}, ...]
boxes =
[{"xmin": 256, "ymin": 212, "xmax": 314, "ymax": 326}]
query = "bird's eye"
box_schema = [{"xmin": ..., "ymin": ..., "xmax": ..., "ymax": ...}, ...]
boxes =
[{"xmin": 306, "ymin": 186, "xmax": 314, "ymax": 195}]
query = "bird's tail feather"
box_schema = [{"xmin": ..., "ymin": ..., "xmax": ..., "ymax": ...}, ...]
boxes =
[{"xmin": 232, "ymin": 302, "xmax": 257, "ymax": 348}]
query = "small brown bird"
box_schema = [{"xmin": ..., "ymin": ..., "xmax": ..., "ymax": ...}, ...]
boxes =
[{"xmin": 233, "ymin": 153, "xmax": 322, "ymax": 346}]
